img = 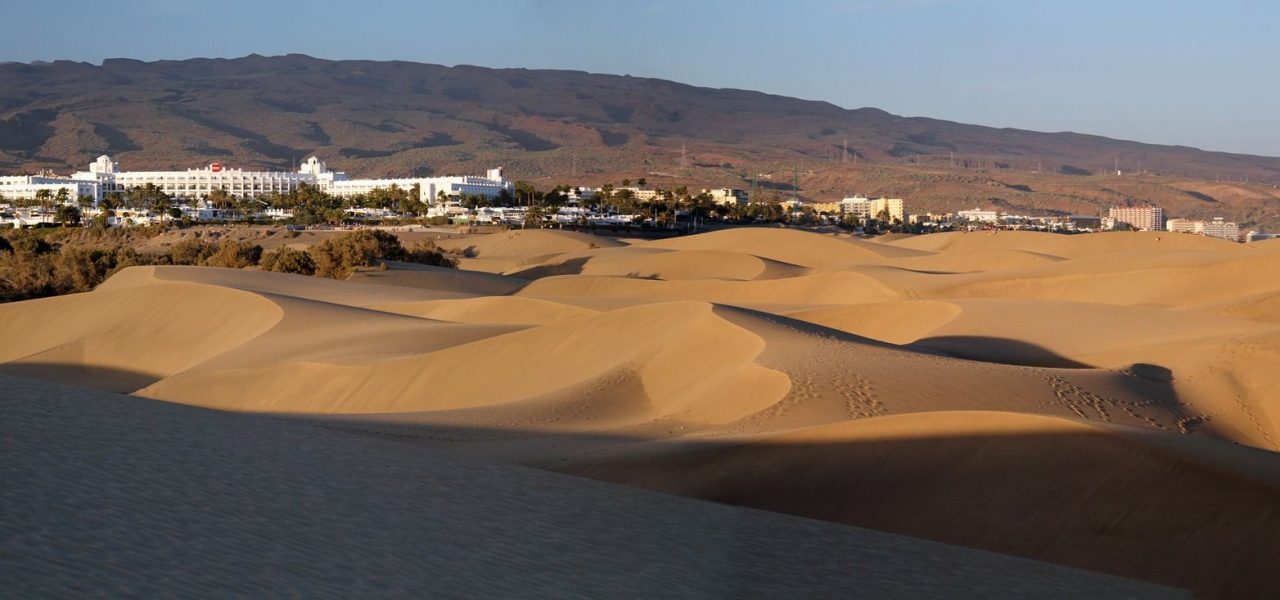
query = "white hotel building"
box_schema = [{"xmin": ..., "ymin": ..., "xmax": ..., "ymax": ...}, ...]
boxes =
[
  {"xmin": 1, "ymin": 155, "xmax": 511, "ymax": 206},
  {"xmin": 842, "ymin": 196, "xmax": 905, "ymax": 221},
  {"xmin": 0, "ymin": 174, "xmax": 98, "ymax": 203}
]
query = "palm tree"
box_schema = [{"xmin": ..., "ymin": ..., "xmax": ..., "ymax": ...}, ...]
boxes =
[
  {"xmin": 55, "ymin": 204, "xmax": 81, "ymax": 227},
  {"xmin": 154, "ymin": 195, "xmax": 173, "ymax": 228},
  {"xmin": 207, "ymin": 188, "xmax": 234, "ymax": 216},
  {"xmin": 34, "ymin": 189, "xmax": 52, "ymax": 220}
]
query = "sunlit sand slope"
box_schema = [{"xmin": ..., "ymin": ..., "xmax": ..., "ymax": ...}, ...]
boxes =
[{"xmin": 3, "ymin": 227, "xmax": 1278, "ymax": 596}]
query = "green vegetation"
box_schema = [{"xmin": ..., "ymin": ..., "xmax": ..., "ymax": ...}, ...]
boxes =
[
  {"xmin": 204, "ymin": 240, "xmax": 264, "ymax": 269},
  {"xmin": 310, "ymin": 229, "xmax": 453, "ymax": 278},
  {"xmin": 259, "ymin": 246, "xmax": 316, "ymax": 275},
  {"xmin": 0, "ymin": 229, "xmax": 455, "ymax": 303},
  {"xmin": 0, "ymin": 230, "xmax": 155, "ymax": 302}
]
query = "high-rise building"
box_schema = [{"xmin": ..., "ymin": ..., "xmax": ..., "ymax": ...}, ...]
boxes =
[
  {"xmin": 1165, "ymin": 217, "xmax": 1239, "ymax": 241},
  {"xmin": 840, "ymin": 196, "xmax": 904, "ymax": 221},
  {"xmin": 1201, "ymin": 217, "xmax": 1240, "ymax": 241},
  {"xmin": 1108, "ymin": 205, "xmax": 1165, "ymax": 231}
]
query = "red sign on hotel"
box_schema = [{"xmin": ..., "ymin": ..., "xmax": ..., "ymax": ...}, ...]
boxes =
[{"xmin": 210, "ymin": 163, "xmax": 223, "ymax": 172}]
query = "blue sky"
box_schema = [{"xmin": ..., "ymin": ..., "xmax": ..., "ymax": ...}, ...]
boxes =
[{"xmin": 3, "ymin": 0, "xmax": 1276, "ymax": 156}]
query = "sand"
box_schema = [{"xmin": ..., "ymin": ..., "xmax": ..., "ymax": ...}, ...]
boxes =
[
  {"xmin": 1, "ymin": 375, "xmax": 1182, "ymax": 598},
  {"xmin": 3, "ymin": 226, "xmax": 1278, "ymax": 597}
]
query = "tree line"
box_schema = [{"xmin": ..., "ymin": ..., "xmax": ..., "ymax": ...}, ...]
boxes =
[{"xmin": 0, "ymin": 228, "xmax": 454, "ymax": 303}]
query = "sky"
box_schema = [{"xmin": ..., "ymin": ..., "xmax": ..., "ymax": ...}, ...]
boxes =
[{"xmin": 3, "ymin": 0, "xmax": 1277, "ymax": 156}]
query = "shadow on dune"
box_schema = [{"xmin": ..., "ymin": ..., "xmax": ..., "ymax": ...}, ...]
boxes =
[
  {"xmin": 3, "ymin": 357, "xmax": 1268, "ymax": 596},
  {"xmin": 4, "ymin": 374, "xmax": 1183, "ymax": 598},
  {"xmin": 0, "ymin": 363, "xmax": 159, "ymax": 393},
  {"xmin": 911, "ymin": 335, "xmax": 1094, "ymax": 368},
  {"xmin": 300, "ymin": 415, "xmax": 1280, "ymax": 599},
  {"xmin": 504, "ymin": 256, "xmax": 592, "ymax": 280}
]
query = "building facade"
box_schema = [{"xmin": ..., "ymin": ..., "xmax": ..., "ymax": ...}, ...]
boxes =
[
  {"xmin": 1108, "ymin": 205, "xmax": 1166, "ymax": 231},
  {"xmin": 840, "ymin": 196, "xmax": 905, "ymax": 221},
  {"xmin": 3, "ymin": 155, "xmax": 511, "ymax": 206},
  {"xmin": 1200, "ymin": 217, "xmax": 1240, "ymax": 241},
  {"xmin": 703, "ymin": 188, "xmax": 749, "ymax": 206},
  {"xmin": 0, "ymin": 175, "xmax": 99, "ymax": 203},
  {"xmin": 1165, "ymin": 217, "xmax": 1239, "ymax": 241},
  {"xmin": 956, "ymin": 207, "xmax": 1000, "ymax": 223}
]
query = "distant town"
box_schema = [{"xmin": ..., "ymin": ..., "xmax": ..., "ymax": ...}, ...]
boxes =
[{"xmin": 1, "ymin": 155, "xmax": 1273, "ymax": 242}]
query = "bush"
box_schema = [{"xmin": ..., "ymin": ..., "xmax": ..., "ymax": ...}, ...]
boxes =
[
  {"xmin": 0, "ymin": 242, "xmax": 163, "ymax": 303},
  {"xmin": 260, "ymin": 246, "xmax": 316, "ymax": 275},
  {"xmin": 310, "ymin": 230, "xmax": 406, "ymax": 278},
  {"xmin": 169, "ymin": 238, "xmax": 216, "ymax": 265},
  {"xmin": 203, "ymin": 240, "xmax": 263, "ymax": 269},
  {"xmin": 9, "ymin": 233, "xmax": 53, "ymax": 257},
  {"xmin": 404, "ymin": 240, "xmax": 457, "ymax": 268}
]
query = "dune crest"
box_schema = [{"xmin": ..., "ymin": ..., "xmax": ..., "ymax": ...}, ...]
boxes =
[{"xmin": 4, "ymin": 226, "xmax": 1279, "ymax": 596}]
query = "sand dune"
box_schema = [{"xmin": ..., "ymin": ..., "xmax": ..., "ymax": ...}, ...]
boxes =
[
  {"xmin": 436, "ymin": 229, "xmax": 625, "ymax": 258},
  {"xmin": 886, "ymin": 229, "xmax": 1245, "ymax": 257},
  {"xmin": 3, "ymin": 375, "xmax": 1181, "ymax": 598},
  {"xmin": 347, "ymin": 261, "xmax": 528, "ymax": 295},
  {"xmin": 644, "ymin": 227, "xmax": 930, "ymax": 266},
  {"xmin": 4, "ymin": 226, "xmax": 1278, "ymax": 596},
  {"xmin": 436, "ymin": 229, "xmax": 626, "ymax": 273},
  {"xmin": 508, "ymin": 247, "xmax": 809, "ymax": 281},
  {"xmin": 557, "ymin": 411, "xmax": 1280, "ymax": 597},
  {"xmin": 518, "ymin": 270, "xmax": 899, "ymax": 305},
  {"xmin": 0, "ymin": 275, "xmax": 282, "ymax": 391},
  {"xmin": 375, "ymin": 295, "xmax": 599, "ymax": 325}
]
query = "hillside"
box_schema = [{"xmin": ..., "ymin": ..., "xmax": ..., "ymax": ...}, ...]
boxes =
[{"xmin": 3, "ymin": 54, "xmax": 1280, "ymax": 227}]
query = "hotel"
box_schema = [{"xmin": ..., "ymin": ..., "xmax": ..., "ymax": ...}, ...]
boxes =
[
  {"xmin": 1107, "ymin": 205, "xmax": 1166, "ymax": 231},
  {"xmin": 1, "ymin": 155, "xmax": 512, "ymax": 206}
]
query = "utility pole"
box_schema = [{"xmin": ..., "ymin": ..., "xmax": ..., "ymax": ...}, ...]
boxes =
[
  {"xmin": 842, "ymin": 138, "xmax": 848, "ymax": 164},
  {"xmin": 793, "ymin": 163, "xmax": 799, "ymax": 202}
]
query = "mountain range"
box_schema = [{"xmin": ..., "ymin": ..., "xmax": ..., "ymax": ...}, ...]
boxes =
[{"xmin": 3, "ymin": 54, "xmax": 1279, "ymax": 227}]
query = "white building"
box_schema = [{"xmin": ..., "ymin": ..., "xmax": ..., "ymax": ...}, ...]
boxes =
[
  {"xmin": 1201, "ymin": 217, "xmax": 1239, "ymax": 241},
  {"xmin": 703, "ymin": 188, "xmax": 748, "ymax": 206},
  {"xmin": 309, "ymin": 157, "xmax": 510, "ymax": 203},
  {"xmin": 3, "ymin": 154, "xmax": 511, "ymax": 207},
  {"xmin": 616, "ymin": 187, "xmax": 662, "ymax": 202},
  {"xmin": 956, "ymin": 207, "xmax": 1000, "ymax": 223},
  {"xmin": 0, "ymin": 174, "xmax": 98, "ymax": 204},
  {"xmin": 72, "ymin": 155, "xmax": 313, "ymax": 202},
  {"xmin": 841, "ymin": 196, "xmax": 904, "ymax": 221},
  {"xmin": 840, "ymin": 196, "xmax": 872, "ymax": 218},
  {"xmin": 1108, "ymin": 205, "xmax": 1165, "ymax": 231},
  {"xmin": 1166, "ymin": 217, "xmax": 1240, "ymax": 241}
]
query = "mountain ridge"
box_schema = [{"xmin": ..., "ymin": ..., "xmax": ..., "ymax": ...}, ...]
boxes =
[{"xmin": 3, "ymin": 54, "xmax": 1280, "ymax": 227}]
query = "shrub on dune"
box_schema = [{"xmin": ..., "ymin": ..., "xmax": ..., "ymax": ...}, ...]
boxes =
[
  {"xmin": 203, "ymin": 240, "xmax": 263, "ymax": 269},
  {"xmin": 260, "ymin": 246, "xmax": 316, "ymax": 275}
]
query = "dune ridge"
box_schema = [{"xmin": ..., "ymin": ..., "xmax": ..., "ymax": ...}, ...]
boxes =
[{"xmin": 3, "ymin": 226, "xmax": 1278, "ymax": 597}]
